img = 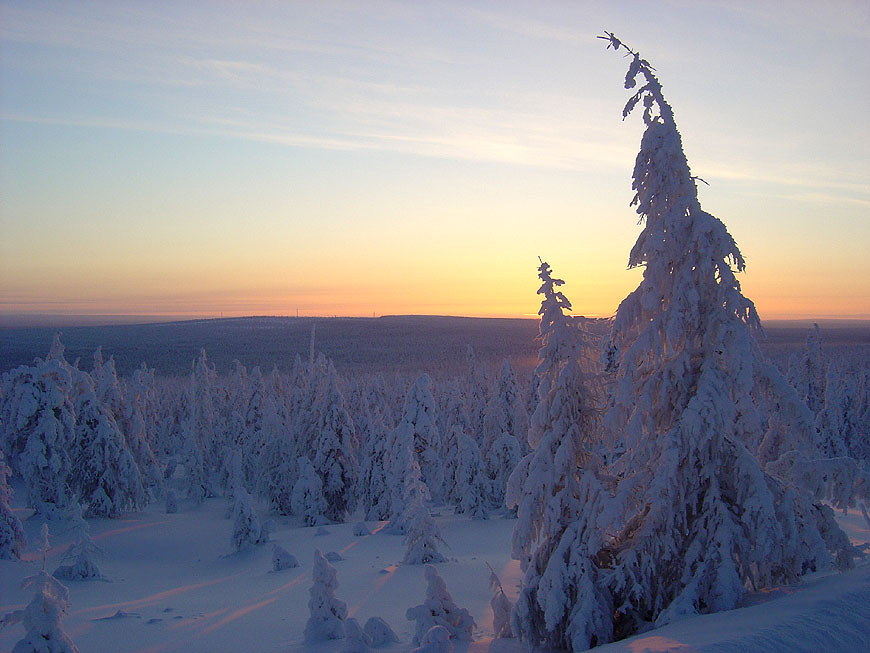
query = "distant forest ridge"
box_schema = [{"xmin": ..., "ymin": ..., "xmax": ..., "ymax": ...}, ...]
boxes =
[{"xmin": 1, "ymin": 315, "xmax": 868, "ymax": 378}]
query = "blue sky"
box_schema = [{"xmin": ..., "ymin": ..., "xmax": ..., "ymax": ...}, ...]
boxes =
[{"xmin": 1, "ymin": 1, "xmax": 868, "ymax": 320}]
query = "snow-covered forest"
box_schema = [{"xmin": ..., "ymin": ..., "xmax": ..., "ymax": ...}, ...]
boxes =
[{"xmin": 1, "ymin": 37, "xmax": 869, "ymax": 653}]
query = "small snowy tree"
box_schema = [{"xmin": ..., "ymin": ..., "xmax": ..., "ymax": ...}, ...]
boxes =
[
  {"xmin": 406, "ymin": 564, "xmax": 475, "ymax": 645},
  {"xmin": 304, "ymin": 549, "xmax": 347, "ymax": 642},
  {"xmin": 341, "ymin": 618, "xmax": 372, "ymax": 653},
  {"xmin": 2, "ymin": 525, "xmax": 80, "ymax": 653},
  {"xmin": 2, "ymin": 571, "xmax": 80, "ymax": 653},
  {"xmin": 488, "ymin": 565, "xmax": 514, "ymax": 639},
  {"xmin": 385, "ymin": 432, "xmax": 431, "ymax": 534},
  {"xmin": 180, "ymin": 420, "xmax": 209, "ymax": 504},
  {"xmin": 230, "ymin": 487, "xmax": 265, "ymax": 551},
  {"xmin": 53, "ymin": 513, "xmax": 103, "ymax": 581},
  {"xmin": 482, "ymin": 359, "xmax": 528, "ymax": 455},
  {"xmin": 292, "ymin": 456, "xmax": 328, "ymax": 526},
  {"xmin": 402, "ymin": 501, "xmax": 447, "ymax": 565},
  {"xmin": 483, "ymin": 431, "xmax": 521, "ymax": 510},
  {"xmin": 363, "ymin": 617, "xmax": 398, "ymax": 646},
  {"xmin": 449, "ymin": 431, "xmax": 489, "ymax": 520},
  {"xmin": 272, "ymin": 543, "xmax": 299, "ymax": 571}
]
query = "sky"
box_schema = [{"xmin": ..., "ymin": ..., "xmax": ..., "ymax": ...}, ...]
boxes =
[{"xmin": 1, "ymin": 0, "xmax": 868, "ymax": 323}]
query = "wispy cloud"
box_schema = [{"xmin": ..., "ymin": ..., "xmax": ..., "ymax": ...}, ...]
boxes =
[{"xmin": 462, "ymin": 7, "xmax": 587, "ymax": 44}]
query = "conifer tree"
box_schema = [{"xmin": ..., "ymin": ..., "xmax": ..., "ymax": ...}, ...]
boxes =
[
  {"xmin": 311, "ymin": 364, "xmax": 358, "ymax": 522},
  {"xmin": 357, "ymin": 413, "xmax": 392, "ymax": 521},
  {"xmin": 304, "ymin": 549, "xmax": 347, "ymax": 642},
  {"xmin": 449, "ymin": 430, "xmax": 489, "ymax": 520},
  {"xmin": 0, "ymin": 449, "xmax": 25, "ymax": 560},
  {"xmin": 256, "ymin": 392, "xmax": 296, "ymax": 515},
  {"xmin": 406, "ymin": 565, "xmax": 475, "ymax": 645},
  {"xmin": 231, "ymin": 486, "xmax": 266, "ymax": 551},
  {"xmin": 395, "ymin": 374, "xmax": 444, "ymax": 503},
  {"xmin": 53, "ymin": 511, "xmax": 103, "ymax": 581},
  {"xmin": 402, "ymin": 501, "xmax": 447, "ymax": 565},
  {"xmin": 292, "ymin": 456, "xmax": 328, "ymax": 526},
  {"xmin": 123, "ymin": 363, "xmax": 163, "ymax": 500},
  {"xmin": 507, "ymin": 261, "xmax": 609, "ymax": 651},
  {"xmin": 2, "ymin": 525, "xmax": 80, "ymax": 653},
  {"xmin": 70, "ymin": 369, "xmax": 145, "ymax": 517},
  {"xmin": 2, "ymin": 337, "xmax": 78, "ymax": 516},
  {"xmin": 588, "ymin": 33, "xmax": 850, "ymax": 639},
  {"xmin": 488, "ymin": 565, "xmax": 514, "ymax": 639},
  {"xmin": 385, "ymin": 425, "xmax": 431, "ymax": 534}
]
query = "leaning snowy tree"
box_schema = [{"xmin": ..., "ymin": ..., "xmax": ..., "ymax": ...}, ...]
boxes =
[{"xmin": 586, "ymin": 32, "xmax": 853, "ymax": 641}]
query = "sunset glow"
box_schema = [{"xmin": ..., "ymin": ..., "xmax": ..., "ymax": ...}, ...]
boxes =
[{"xmin": 1, "ymin": 1, "xmax": 868, "ymax": 323}]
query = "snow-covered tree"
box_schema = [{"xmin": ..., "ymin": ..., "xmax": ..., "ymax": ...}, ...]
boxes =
[
  {"xmin": 531, "ymin": 260, "xmax": 580, "ymax": 399},
  {"xmin": 357, "ymin": 414, "xmax": 392, "ymax": 521},
  {"xmin": 506, "ymin": 261, "xmax": 609, "ymax": 651},
  {"xmin": 311, "ymin": 365, "xmax": 358, "ymax": 522},
  {"xmin": 165, "ymin": 489, "xmax": 178, "ymax": 514},
  {"xmin": 815, "ymin": 364, "xmax": 845, "ymax": 459},
  {"xmin": 464, "ymin": 346, "xmax": 489, "ymax": 443},
  {"xmin": 53, "ymin": 513, "xmax": 103, "ymax": 581},
  {"xmin": 395, "ymin": 374, "xmax": 444, "ymax": 503},
  {"xmin": 574, "ymin": 33, "xmax": 852, "ymax": 641},
  {"xmin": 838, "ymin": 370, "xmax": 867, "ymax": 463},
  {"xmin": 256, "ymin": 393, "xmax": 296, "ymax": 515},
  {"xmin": 180, "ymin": 422, "xmax": 208, "ymax": 504},
  {"xmin": 483, "ymin": 431, "xmax": 521, "ymax": 511},
  {"xmin": 272, "ymin": 543, "xmax": 299, "ymax": 571},
  {"xmin": 363, "ymin": 617, "xmax": 398, "ymax": 647},
  {"xmin": 0, "ymin": 449, "xmax": 25, "ymax": 559},
  {"xmin": 70, "ymin": 369, "xmax": 145, "ymax": 517},
  {"xmin": 482, "ymin": 359, "xmax": 528, "ymax": 455},
  {"xmin": 488, "ymin": 565, "xmax": 514, "ymax": 639},
  {"xmin": 2, "ymin": 338, "xmax": 78, "ymax": 517},
  {"xmin": 2, "ymin": 525, "xmax": 80, "ymax": 652},
  {"xmin": 406, "ymin": 564, "xmax": 475, "ymax": 645},
  {"xmin": 2, "ymin": 570, "xmax": 80, "ymax": 653},
  {"xmin": 790, "ymin": 324, "xmax": 826, "ymax": 415},
  {"xmin": 304, "ymin": 549, "xmax": 347, "ymax": 642},
  {"xmin": 341, "ymin": 618, "xmax": 372, "ymax": 653},
  {"xmin": 402, "ymin": 502, "xmax": 447, "ymax": 565},
  {"xmin": 183, "ymin": 349, "xmax": 220, "ymax": 499},
  {"xmin": 230, "ymin": 487, "xmax": 265, "ymax": 551},
  {"xmin": 292, "ymin": 456, "xmax": 328, "ymax": 526},
  {"xmin": 122, "ymin": 363, "xmax": 163, "ymax": 500},
  {"xmin": 385, "ymin": 427, "xmax": 431, "ymax": 534},
  {"xmin": 449, "ymin": 430, "xmax": 489, "ymax": 520}
]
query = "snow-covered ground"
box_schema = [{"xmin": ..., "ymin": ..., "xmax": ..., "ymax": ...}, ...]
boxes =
[{"xmin": 2, "ymin": 499, "xmax": 867, "ymax": 652}]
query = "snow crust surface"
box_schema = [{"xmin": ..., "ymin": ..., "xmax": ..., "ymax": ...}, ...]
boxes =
[{"xmin": 1, "ymin": 501, "xmax": 866, "ymax": 651}]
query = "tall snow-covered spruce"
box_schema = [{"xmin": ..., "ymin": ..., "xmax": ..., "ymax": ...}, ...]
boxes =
[
  {"xmin": 592, "ymin": 32, "xmax": 852, "ymax": 640},
  {"xmin": 507, "ymin": 260, "xmax": 610, "ymax": 651}
]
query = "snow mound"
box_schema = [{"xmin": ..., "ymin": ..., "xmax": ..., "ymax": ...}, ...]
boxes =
[
  {"xmin": 353, "ymin": 522, "xmax": 371, "ymax": 536},
  {"xmin": 596, "ymin": 566, "xmax": 870, "ymax": 652}
]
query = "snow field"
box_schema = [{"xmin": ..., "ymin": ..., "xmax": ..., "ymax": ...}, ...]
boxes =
[{"xmin": 1, "ymin": 499, "xmax": 523, "ymax": 652}]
